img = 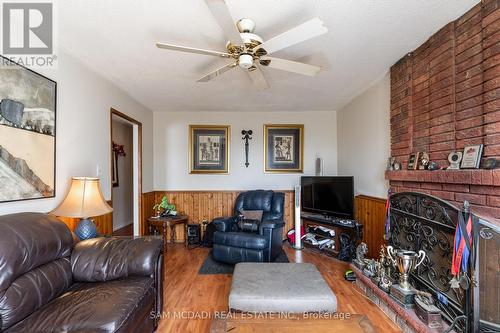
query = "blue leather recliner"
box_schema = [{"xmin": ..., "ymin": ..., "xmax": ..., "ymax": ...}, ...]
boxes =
[{"xmin": 212, "ymin": 190, "xmax": 285, "ymax": 264}]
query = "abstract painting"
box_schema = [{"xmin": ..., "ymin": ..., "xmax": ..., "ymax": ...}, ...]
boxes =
[
  {"xmin": 0, "ymin": 56, "xmax": 56, "ymax": 202},
  {"xmin": 189, "ymin": 125, "xmax": 230, "ymax": 174}
]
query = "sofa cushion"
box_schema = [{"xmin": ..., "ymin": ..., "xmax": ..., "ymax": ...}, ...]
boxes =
[
  {"xmin": 5, "ymin": 277, "xmax": 154, "ymax": 333},
  {"xmin": 0, "ymin": 213, "xmax": 75, "ymax": 292},
  {"xmin": 237, "ymin": 219, "xmax": 260, "ymax": 232},
  {"xmin": 0, "ymin": 213, "xmax": 75, "ymax": 331},
  {"xmin": 71, "ymin": 236, "xmax": 163, "ymax": 282},
  {"xmin": 0, "ymin": 258, "xmax": 72, "ymax": 331},
  {"xmin": 239, "ymin": 210, "xmax": 263, "ymax": 222},
  {"xmin": 214, "ymin": 232, "xmax": 268, "ymax": 250}
]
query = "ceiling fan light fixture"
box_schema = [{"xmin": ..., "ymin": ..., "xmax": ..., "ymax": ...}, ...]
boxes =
[
  {"xmin": 237, "ymin": 18, "xmax": 256, "ymax": 33},
  {"xmin": 238, "ymin": 53, "xmax": 253, "ymax": 69}
]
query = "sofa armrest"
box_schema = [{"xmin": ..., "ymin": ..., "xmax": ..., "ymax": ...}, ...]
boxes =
[
  {"xmin": 71, "ymin": 236, "xmax": 163, "ymax": 282},
  {"xmin": 212, "ymin": 216, "xmax": 235, "ymax": 232}
]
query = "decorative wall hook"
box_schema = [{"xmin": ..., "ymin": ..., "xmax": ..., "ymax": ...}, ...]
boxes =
[{"xmin": 242, "ymin": 130, "xmax": 253, "ymax": 168}]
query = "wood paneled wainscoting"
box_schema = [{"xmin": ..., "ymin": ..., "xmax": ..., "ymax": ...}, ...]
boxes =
[
  {"xmin": 354, "ymin": 195, "xmax": 387, "ymax": 259},
  {"xmin": 54, "ymin": 193, "xmax": 387, "ymax": 254},
  {"xmin": 142, "ymin": 190, "xmax": 295, "ymax": 242}
]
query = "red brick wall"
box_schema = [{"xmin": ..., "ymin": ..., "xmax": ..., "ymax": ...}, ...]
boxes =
[{"xmin": 389, "ymin": 0, "xmax": 500, "ymax": 224}]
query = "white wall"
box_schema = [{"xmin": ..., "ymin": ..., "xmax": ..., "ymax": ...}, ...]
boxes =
[
  {"xmin": 153, "ymin": 111, "xmax": 338, "ymax": 191},
  {"xmin": 337, "ymin": 73, "xmax": 390, "ymax": 198},
  {"xmin": 0, "ymin": 50, "xmax": 154, "ymax": 215},
  {"xmin": 112, "ymin": 120, "xmax": 133, "ymax": 230}
]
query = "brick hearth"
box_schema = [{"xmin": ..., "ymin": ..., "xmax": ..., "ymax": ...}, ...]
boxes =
[
  {"xmin": 350, "ymin": 264, "xmax": 455, "ymax": 333},
  {"xmin": 389, "ymin": 0, "xmax": 500, "ymax": 224}
]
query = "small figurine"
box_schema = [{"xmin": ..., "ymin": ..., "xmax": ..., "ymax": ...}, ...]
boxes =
[
  {"xmin": 379, "ymin": 274, "xmax": 393, "ymax": 293},
  {"xmin": 353, "ymin": 242, "xmax": 368, "ymax": 270},
  {"xmin": 363, "ymin": 259, "xmax": 378, "ymax": 278},
  {"xmin": 418, "ymin": 152, "xmax": 430, "ymax": 170}
]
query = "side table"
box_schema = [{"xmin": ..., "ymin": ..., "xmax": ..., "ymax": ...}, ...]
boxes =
[{"xmin": 147, "ymin": 215, "xmax": 189, "ymax": 251}]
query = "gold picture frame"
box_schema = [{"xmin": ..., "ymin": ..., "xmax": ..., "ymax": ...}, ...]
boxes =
[
  {"xmin": 189, "ymin": 125, "xmax": 230, "ymax": 174},
  {"xmin": 264, "ymin": 124, "xmax": 304, "ymax": 173}
]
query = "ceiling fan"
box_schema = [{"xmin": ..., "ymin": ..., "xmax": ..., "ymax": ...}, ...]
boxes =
[{"xmin": 156, "ymin": 0, "xmax": 328, "ymax": 90}]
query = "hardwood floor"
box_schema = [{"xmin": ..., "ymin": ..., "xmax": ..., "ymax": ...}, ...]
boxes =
[
  {"xmin": 112, "ymin": 224, "xmax": 133, "ymax": 236},
  {"xmin": 157, "ymin": 244, "xmax": 401, "ymax": 333}
]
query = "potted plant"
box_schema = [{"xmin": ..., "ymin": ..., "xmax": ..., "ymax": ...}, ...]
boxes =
[{"xmin": 153, "ymin": 196, "xmax": 177, "ymax": 217}]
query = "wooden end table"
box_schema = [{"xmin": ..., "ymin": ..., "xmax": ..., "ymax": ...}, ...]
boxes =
[{"xmin": 147, "ymin": 215, "xmax": 189, "ymax": 251}]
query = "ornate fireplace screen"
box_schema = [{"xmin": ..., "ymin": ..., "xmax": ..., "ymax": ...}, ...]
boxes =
[{"xmin": 389, "ymin": 192, "xmax": 465, "ymax": 327}]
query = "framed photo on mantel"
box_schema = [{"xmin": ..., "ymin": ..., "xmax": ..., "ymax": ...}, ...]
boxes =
[
  {"xmin": 461, "ymin": 144, "xmax": 483, "ymax": 169},
  {"xmin": 189, "ymin": 125, "xmax": 230, "ymax": 174},
  {"xmin": 264, "ymin": 124, "xmax": 304, "ymax": 173}
]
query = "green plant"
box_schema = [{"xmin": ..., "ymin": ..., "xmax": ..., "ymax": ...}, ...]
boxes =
[{"xmin": 153, "ymin": 196, "xmax": 176, "ymax": 213}]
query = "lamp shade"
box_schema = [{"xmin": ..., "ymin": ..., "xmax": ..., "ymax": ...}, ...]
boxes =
[{"xmin": 51, "ymin": 177, "xmax": 113, "ymax": 218}]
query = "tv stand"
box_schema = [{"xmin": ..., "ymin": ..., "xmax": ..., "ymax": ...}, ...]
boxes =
[{"xmin": 301, "ymin": 212, "xmax": 363, "ymax": 261}]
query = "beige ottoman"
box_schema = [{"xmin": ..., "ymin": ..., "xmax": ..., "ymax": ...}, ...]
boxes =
[{"xmin": 229, "ymin": 263, "xmax": 337, "ymax": 313}]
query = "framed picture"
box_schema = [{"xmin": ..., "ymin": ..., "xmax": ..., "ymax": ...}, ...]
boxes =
[
  {"xmin": 407, "ymin": 152, "xmax": 420, "ymax": 170},
  {"xmin": 0, "ymin": 56, "xmax": 56, "ymax": 203},
  {"xmin": 189, "ymin": 125, "xmax": 230, "ymax": 174},
  {"xmin": 264, "ymin": 124, "xmax": 304, "ymax": 173},
  {"xmin": 461, "ymin": 144, "xmax": 483, "ymax": 169}
]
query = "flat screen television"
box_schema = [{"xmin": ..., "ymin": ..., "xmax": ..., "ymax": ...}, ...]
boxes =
[{"xmin": 301, "ymin": 176, "xmax": 354, "ymax": 219}]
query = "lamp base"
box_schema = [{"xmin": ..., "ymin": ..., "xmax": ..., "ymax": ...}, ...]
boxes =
[{"xmin": 75, "ymin": 218, "xmax": 97, "ymax": 240}]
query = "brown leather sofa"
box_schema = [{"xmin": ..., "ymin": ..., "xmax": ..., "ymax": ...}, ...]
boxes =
[{"xmin": 0, "ymin": 212, "xmax": 164, "ymax": 333}]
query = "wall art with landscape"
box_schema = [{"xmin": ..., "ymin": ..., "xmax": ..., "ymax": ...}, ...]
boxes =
[{"xmin": 0, "ymin": 56, "xmax": 56, "ymax": 203}]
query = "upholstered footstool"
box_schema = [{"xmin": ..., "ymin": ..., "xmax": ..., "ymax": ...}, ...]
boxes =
[{"xmin": 229, "ymin": 263, "xmax": 337, "ymax": 313}]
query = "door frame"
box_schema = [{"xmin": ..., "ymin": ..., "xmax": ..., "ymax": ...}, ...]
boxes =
[{"xmin": 110, "ymin": 108, "xmax": 144, "ymax": 235}]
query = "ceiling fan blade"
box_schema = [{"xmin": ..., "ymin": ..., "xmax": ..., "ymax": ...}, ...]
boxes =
[
  {"xmin": 255, "ymin": 17, "xmax": 327, "ymax": 55},
  {"xmin": 262, "ymin": 57, "xmax": 321, "ymax": 76},
  {"xmin": 156, "ymin": 42, "xmax": 231, "ymax": 58},
  {"xmin": 247, "ymin": 66, "xmax": 269, "ymax": 91},
  {"xmin": 197, "ymin": 62, "xmax": 238, "ymax": 82},
  {"xmin": 205, "ymin": 0, "xmax": 242, "ymax": 46}
]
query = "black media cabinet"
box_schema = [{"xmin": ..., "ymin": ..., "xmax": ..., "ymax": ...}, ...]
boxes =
[{"xmin": 301, "ymin": 213, "xmax": 363, "ymax": 261}]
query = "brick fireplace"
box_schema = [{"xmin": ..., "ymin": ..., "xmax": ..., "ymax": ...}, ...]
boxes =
[{"xmin": 387, "ymin": 0, "xmax": 500, "ymax": 225}]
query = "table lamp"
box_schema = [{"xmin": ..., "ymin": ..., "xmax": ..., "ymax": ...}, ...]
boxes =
[{"xmin": 51, "ymin": 177, "xmax": 113, "ymax": 240}]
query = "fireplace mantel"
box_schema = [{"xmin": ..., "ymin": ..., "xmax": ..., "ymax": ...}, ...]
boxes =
[{"xmin": 385, "ymin": 170, "xmax": 500, "ymax": 186}]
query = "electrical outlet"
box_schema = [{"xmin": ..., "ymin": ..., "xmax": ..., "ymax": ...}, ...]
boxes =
[{"xmin": 96, "ymin": 164, "xmax": 102, "ymax": 177}]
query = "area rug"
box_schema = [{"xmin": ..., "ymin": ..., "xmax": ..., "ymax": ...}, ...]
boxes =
[{"xmin": 198, "ymin": 250, "xmax": 289, "ymax": 275}]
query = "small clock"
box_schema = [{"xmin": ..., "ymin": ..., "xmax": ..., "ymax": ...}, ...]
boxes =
[{"xmin": 448, "ymin": 152, "xmax": 462, "ymax": 170}]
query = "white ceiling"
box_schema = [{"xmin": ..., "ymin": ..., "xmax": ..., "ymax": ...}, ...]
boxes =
[{"xmin": 59, "ymin": 0, "xmax": 478, "ymax": 112}]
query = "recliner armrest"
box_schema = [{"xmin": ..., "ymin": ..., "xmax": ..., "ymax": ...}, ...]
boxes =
[
  {"xmin": 212, "ymin": 216, "xmax": 235, "ymax": 232},
  {"xmin": 71, "ymin": 236, "xmax": 163, "ymax": 282},
  {"xmin": 259, "ymin": 220, "xmax": 285, "ymax": 233}
]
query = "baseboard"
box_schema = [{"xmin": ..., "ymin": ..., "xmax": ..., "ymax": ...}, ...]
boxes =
[{"xmin": 113, "ymin": 222, "xmax": 133, "ymax": 232}]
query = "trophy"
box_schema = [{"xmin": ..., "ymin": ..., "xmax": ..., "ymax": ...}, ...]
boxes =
[
  {"xmin": 387, "ymin": 246, "xmax": 426, "ymax": 307},
  {"xmin": 377, "ymin": 245, "xmax": 394, "ymax": 293}
]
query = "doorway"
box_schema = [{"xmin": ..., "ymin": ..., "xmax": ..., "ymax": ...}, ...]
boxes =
[{"xmin": 110, "ymin": 108, "xmax": 142, "ymax": 236}]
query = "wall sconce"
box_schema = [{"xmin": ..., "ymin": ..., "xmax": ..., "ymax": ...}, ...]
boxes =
[{"xmin": 242, "ymin": 130, "xmax": 253, "ymax": 168}]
